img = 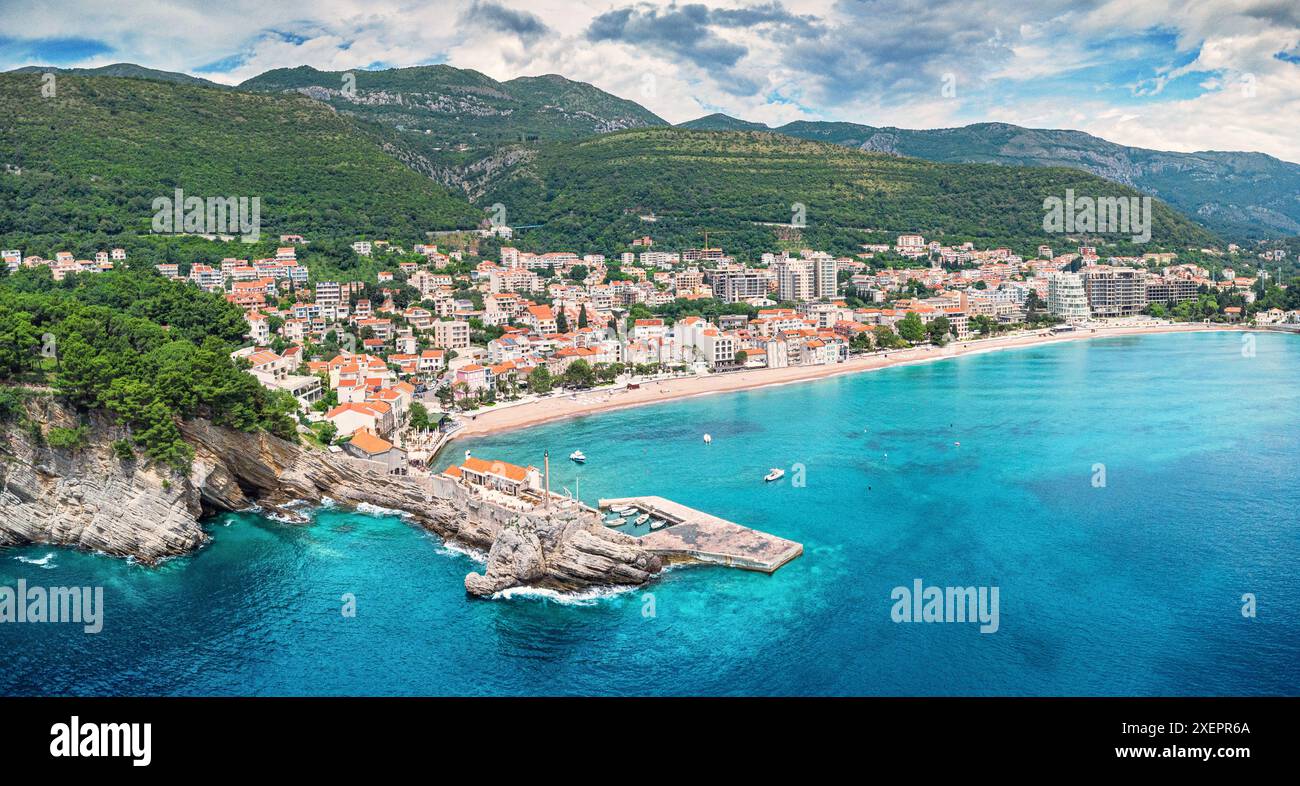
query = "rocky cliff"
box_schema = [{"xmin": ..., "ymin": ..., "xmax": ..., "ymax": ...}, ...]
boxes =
[
  {"xmin": 0, "ymin": 400, "xmax": 660, "ymax": 595},
  {"xmin": 0, "ymin": 398, "xmax": 205, "ymax": 561}
]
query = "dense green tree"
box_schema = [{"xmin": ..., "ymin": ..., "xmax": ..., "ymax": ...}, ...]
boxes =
[
  {"xmin": 0, "ymin": 307, "xmax": 41, "ymax": 375},
  {"xmin": 897, "ymin": 313, "xmax": 926, "ymax": 343},
  {"xmin": 561, "ymin": 359, "xmax": 595, "ymax": 389},
  {"xmin": 0, "ymin": 269, "xmax": 310, "ymax": 469},
  {"xmin": 527, "ymin": 366, "xmax": 553, "ymax": 394},
  {"xmin": 926, "ymin": 316, "xmax": 952, "ymax": 346},
  {"xmin": 969, "ymin": 315, "xmax": 997, "ymax": 336},
  {"xmin": 1025, "ymin": 291, "xmax": 1047, "ymax": 321},
  {"xmin": 874, "ymin": 325, "xmax": 908, "ymax": 349},
  {"xmin": 409, "ymin": 402, "xmax": 432, "ymax": 431}
]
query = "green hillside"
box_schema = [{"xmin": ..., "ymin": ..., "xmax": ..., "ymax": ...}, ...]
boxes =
[
  {"xmin": 8, "ymin": 62, "xmax": 225, "ymax": 88},
  {"xmin": 685, "ymin": 117, "xmax": 1300, "ymax": 241},
  {"xmin": 479, "ymin": 128, "xmax": 1219, "ymax": 259},
  {"xmin": 678, "ymin": 113, "xmax": 770, "ymax": 132},
  {"xmin": 0, "ymin": 73, "xmax": 482, "ymax": 249},
  {"xmin": 238, "ymin": 65, "xmax": 669, "ymax": 201}
]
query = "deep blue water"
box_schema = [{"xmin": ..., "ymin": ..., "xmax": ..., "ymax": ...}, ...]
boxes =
[{"xmin": 3, "ymin": 331, "xmax": 1298, "ymax": 696}]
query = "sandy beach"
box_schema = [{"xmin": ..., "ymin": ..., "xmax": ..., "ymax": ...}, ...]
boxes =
[{"xmin": 449, "ymin": 323, "xmax": 1241, "ymax": 440}]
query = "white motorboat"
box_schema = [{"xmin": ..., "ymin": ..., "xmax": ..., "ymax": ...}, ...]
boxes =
[
  {"xmin": 764, "ymin": 468, "xmax": 785, "ymax": 482},
  {"xmin": 569, "ymin": 450, "xmax": 586, "ymax": 463},
  {"xmin": 650, "ymin": 519, "xmax": 666, "ymax": 530},
  {"xmin": 633, "ymin": 513, "xmax": 650, "ymax": 525},
  {"xmin": 703, "ymin": 433, "xmax": 712, "ymax": 444},
  {"xmin": 610, "ymin": 505, "xmax": 632, "ymax": 513}
]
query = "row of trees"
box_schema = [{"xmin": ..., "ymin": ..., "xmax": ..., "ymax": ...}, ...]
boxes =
[
  {"xmin": 429, "ymin": 360, "xmax": 668, "ymax": 412},
  {"xmin": 1145, "ymin": 279, "xmax": 1300, "ymax": 322}
]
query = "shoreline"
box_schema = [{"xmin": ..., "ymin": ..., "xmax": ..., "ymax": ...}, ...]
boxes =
[{"xmin": 446, "ymin": 323, "xmax": 1247, "ymax": 443}]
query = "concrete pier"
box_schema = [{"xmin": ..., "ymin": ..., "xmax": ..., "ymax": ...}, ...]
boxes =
[{"xmin": 597, "ymin": 495, "xmax": 803, "ymax": 573}]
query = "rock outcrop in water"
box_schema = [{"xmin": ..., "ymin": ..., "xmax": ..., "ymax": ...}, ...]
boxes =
[
  {"xmin": 464, "ymin": 504, "xmax": 662, "ymax": 596},
  {"xmin": 0, "ymin": 399, "xmax": 661, "ymax": 595}
]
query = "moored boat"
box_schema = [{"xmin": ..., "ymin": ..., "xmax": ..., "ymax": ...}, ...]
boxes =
[
  {"xmin": 764, "ymin": 468, "xmax": 785, "ymax": 482},
  {"xmin": 569, "ymin": 450, "xmax": 586, "ymax": 463}
]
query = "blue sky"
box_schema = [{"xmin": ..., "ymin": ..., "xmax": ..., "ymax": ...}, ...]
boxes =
[
  {"xmin": 2, "ymin": 1, "xmax": 1298, "ymax": 161},
  {"xmin": 0, "ymin": 36, "xmax": 112, "ymax": 63}
]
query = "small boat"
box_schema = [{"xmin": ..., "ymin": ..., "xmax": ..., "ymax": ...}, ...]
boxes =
[
  {"xmin": 703, "ymin": 433, "xmax": 712, "ymax": 444},
  {"xmin": 764, "ymin": 468, "xmax": 785, "ymax": 482},
  {"xmin": 610, "ymin": 505, "xmax": 631, "ymax": 513},
  {"xmin": 650, "ymin": 519, "xmax": 666, "ymax": 530},
  {"xmin": 569, "ymin": 450, "xmax": 586, "ymax": 463},
  {"xmin": 604, "ymin": 516, "xmax": 626, "ymax": 527},
  {"xmin": 634, "ymin": 513, "xmax": 650, "ymax": 525}
]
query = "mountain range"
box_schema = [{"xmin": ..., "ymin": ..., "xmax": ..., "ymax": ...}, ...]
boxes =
[
  {"xmin": 236, "ymin": 65, "xmax": 672, "ymax": 202},
  {"xmin": 9, "ymin": 62, "xmax": 225, "ymax": 89},
  {"xmin": 2, "ymin": 60, "xmax": 1293, "ymax": 250},
  {"xmin": 240, "ymin": 65, "xmax": 664, "ymax": 147},
  {"xmin": 682, "ymin": 115, "xmax": 1300, "ymax": 241}
]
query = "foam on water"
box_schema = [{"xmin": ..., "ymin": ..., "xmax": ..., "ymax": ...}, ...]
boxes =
[
  {"xmin": 489, "ymin": 583, "xmax": 640, "ymax": 606},
  {"xmin": 13, "ymin": 552, "xmax": 56, "ymax": 569}
]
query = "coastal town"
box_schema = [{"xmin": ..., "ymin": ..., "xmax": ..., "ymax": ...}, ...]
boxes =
[{"xmin": 12, "ymin": 227, "xmax": 1290, "ymax": 480}]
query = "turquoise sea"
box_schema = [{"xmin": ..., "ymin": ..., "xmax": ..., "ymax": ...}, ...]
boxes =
[{"xmin": 3, "ymin": 331, "xmax": 1298, "ymax": 695}]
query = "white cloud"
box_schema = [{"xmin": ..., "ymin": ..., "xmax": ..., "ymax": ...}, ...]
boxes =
[{"xmin": 2, "ymin": 0, "xmax": 1298, "ymax": 161}]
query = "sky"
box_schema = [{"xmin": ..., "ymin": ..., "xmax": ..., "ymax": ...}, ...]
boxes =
[{"xmin": 2, "ymin": 0, "xmax": 1299, "ymax": 162}]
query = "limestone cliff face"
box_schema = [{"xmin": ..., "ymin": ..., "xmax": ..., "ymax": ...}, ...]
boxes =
[
  {"xmin": 0, "ymin": 399, "xmax": 205, "ymax": 562},
  {"xmin": 178, "ymin": 419, "xmax": 495, "ymax": 550},
  {"xmin": 0, "ymin": 401, "xmax": 661, "ymax": 595}
]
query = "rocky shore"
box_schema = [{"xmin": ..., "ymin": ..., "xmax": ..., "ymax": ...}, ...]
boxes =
[{"xmin": 0, "ymin": 398, "xmax": 660, "ymax": 595}]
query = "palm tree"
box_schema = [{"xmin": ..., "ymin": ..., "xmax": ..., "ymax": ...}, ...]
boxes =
[{"xmin": 450, "ymin": 380, "xmax": 471, "ymax": 409}]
